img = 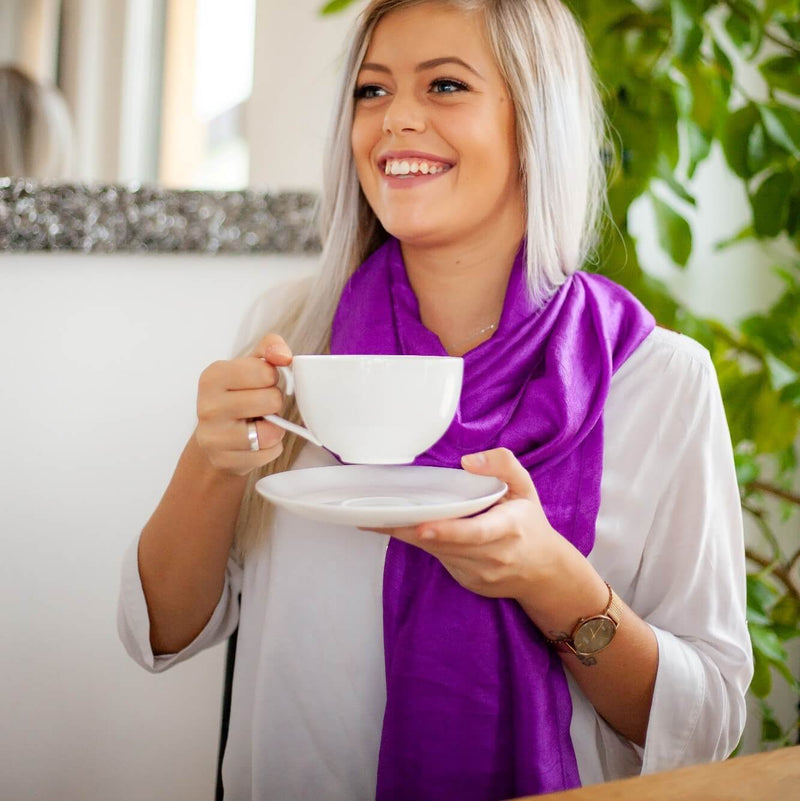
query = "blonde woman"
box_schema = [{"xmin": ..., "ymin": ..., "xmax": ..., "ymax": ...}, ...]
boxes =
[
  {"xmin": 119, "ymin": 1, "xmax": 752, "ymax": 799},
  {"xmin": 0, "ymin": 65, "xmax": 72, "ymax": 179}
]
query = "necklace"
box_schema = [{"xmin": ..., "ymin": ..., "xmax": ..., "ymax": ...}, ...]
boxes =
[{"xmin": 448, "ymin": 321, "xmax": 498, "ymax": 355}]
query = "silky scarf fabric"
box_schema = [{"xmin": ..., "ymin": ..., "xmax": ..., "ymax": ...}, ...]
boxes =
[{"xmin": 330, "ymin": 237, "xmax": 655, "ymax": 801}]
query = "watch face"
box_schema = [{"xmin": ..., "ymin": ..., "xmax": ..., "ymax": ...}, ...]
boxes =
[{"xmin": 573, "ymin": 617, "xmax": 616, "ymax": 655}]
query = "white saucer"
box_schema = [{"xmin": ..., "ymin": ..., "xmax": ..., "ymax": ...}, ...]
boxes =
[{"xmin": 255, "ymin": 465, "xmax": 508, "ymax": 528}]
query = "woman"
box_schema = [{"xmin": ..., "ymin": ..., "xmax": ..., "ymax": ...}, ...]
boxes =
[{"xmin": 119, "ymin": 1, "xmax": 753, "ymax": 799}]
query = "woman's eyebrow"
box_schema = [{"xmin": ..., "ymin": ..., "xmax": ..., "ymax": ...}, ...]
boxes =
[{"xmin": 359, "ymin": 56, "xmax": 485, "ymax": 80}]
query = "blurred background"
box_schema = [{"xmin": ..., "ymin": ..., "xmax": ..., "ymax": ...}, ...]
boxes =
[
  {"xmin": 0, "ymin": 0, "xmax": 359, "ymax": 190},
  {"xmin": 0, "ymin": 1, "xmax": 797, "ymax": 800}
]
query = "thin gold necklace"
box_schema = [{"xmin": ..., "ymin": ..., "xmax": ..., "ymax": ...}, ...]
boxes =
[{"xmin": 448, "ymin": 321, "xmax": 498, "ymax": 355}]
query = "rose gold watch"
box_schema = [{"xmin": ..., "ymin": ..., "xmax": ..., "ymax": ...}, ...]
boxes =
[{"xmin": 546, "ymin": 583, "xmax": 622, "ymax": 658}]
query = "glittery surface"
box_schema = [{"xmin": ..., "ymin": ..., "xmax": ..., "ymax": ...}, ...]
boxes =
[{"xmin": 0, "ymin": 178, "xmax": 322, "ymax": 254}]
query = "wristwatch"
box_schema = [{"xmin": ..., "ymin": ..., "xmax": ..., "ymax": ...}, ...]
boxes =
[{"xmin": 546, "ymin": 583, "xmax": 622, "ymax": 657}]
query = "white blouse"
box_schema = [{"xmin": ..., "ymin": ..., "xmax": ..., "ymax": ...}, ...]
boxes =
[{"xmin": 118, "ymin": 326, "xmax": 753, "ymax": 800}]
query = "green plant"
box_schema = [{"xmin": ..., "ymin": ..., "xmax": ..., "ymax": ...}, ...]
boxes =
[{"xmin": 320, "ymin": 0, "xmax": 800, "ymax": 747}]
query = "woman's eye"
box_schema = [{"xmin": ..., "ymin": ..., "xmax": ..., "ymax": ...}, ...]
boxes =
[
  {"xmin": 354, "ymin": 84, "xmax": 387, "ymax": 100},
  {"xmin": 431, "ymin": 78, "xmax": 469, "ymax": 94}
]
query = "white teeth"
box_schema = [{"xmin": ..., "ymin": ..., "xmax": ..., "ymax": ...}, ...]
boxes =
[{"xmin": 383, "ymin": 158, "xmax": 450, "ymax": 177}]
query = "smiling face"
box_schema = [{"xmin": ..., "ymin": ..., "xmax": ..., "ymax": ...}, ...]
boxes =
[{"xmin": 351, "ymin": 2, "xmax": 525, "ymax": 251}]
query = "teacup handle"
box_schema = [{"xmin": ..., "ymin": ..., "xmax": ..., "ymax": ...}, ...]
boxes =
[{"xmin": 262, "ymin": 364, "xmax": 324, "ymax": 448}]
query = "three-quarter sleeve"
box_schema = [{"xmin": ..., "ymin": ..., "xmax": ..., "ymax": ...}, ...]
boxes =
[
  {"xmin": 117, "ymin": 536, "xmax": 243, "ymax": 672},
  {"xmin": 572, "ymin": 330, "xmax": 754, "ymax": 784},
  {"xmin": 632, "ymin": 345, "xmax": 753, "ymax": 771}
]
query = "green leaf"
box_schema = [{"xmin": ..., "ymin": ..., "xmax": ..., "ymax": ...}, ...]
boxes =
[
  {"xmin": 673, "ymin": 77, "xmax": 692, "ymax": 118},
  {"xmin": 747, "ymin": 606, "xmax": 773, "ymax": 627},
  {"xmin": 750, "ymin": 649, "xmax": 772, "ymax": 697},
  {"xmin": 655, "ymin": 88, "xmax": 681, "ymax": 172},
  {"xmin": 752, "ymin": 384, "xmax": 799, "ymax": 451},
  {"xmin": 751, "ymin": 171, "xmax": 792, "ymax": 237},
  {"xmin": 788, "ymin": 192, "xmax": 800, "ymax": 237},
  {"xmin": 734, "ymin": 450, "xmax": 761, "ymax": 484},
  {"xmin": 671, "ymin": 0, "xmax": 704, "ymax": 62},
  {"xmin": 718, "ymin": 365, "xmax": 762, "ymax": 444},
  {"xmin": 637, "ymin": 273, "xmax": 681, "ymax": 328},
  {"xmin": 722, "ymin": 104, "xmax": 760, "ymax": 178},
  {"xmin": 712, "ymin": 40, "xmax": 734, "ymax": 101},
  {"xmin": 725, "ymin": 3, "xmax": 764, "ymax": 57},
  {"xmin": 674, "ymin": 311, "xmax": 716, "ymax": 353},
  {"xmin": 760, "ymin": 105, "xmax": 800, "ymax": 156},
  {"xmin": 765, "ymin": 353, "xmax": 798, "ymax": 391},
  {"xmin": 762, "ymin": 0, "xmax": 799, "ymax": 20},
  {"xmin": 740, "ymin": 278, "xmax": 800, "ymax": 364},
  {"xmin": 771, "ymin": 595, "xmax": 800, "ymax": 629},
  {"xmin": 746, "ymin": 119, "xmax": 791, "ymax": 176},
  {"xmin": 780, "ymin": 379, "xmax": 800, "ymax": 407},
  {"xmin": 747, "ymin": 122, "xmax": 768, "ymax": 174},
  {"xmin": 760, "ymin": 55, "xmax": 800, "ymax": 96},
  {"xmin": 761, "ymin": 708, "xmax": 784, "ymax": 741},
  {"xmin": 574, "ymin": 0, "xmax": 641, "ymax": 40},
  {"xmin": 759, "ymin": 699, "xmax": 796, "ymax": 748},
  {"xmin": 770, "ymin": 655, "xmax": 800, "ymax": 688},
  {"xmin": 777, "ymin": 17, "xmax": 800, "ymax": 43},
  {"xmin": 773, "ymin": 623, "xmax": 800, "ymax": 642},
  {"xmin": 748, "ymin": 574, "xmax": 779, "ymax": 617},
  {"xmin": 686, "ymin": 119, "xmax": 712, "ymax": 178},
  {"xmin": 749, "ymin": 622, "xmax": 789, "ymax": 662},
  {"xmin": 776, "ymin": 442, "xmax": 799, "ymax": 475},
  {"xmin": 607, "ymin": 102, "xmax": 662, "ymax": 220},
  {"xmin": 714, "ymin": 224, "xmax": 755, "ymax": 250},
  {"xmin": 683, "ymin": 62, "xmax": 719, "ymax": 134},
  {"xmin": 656, "ymin": 153, "xmax": 696, "ymax": 206},
  {"xmin": 651, "ymin": 193, "xmax": 693, "ymax": 266},
  {"xmin": 319, "ymin": 0, "xmax": 358, "ymax": 14}
]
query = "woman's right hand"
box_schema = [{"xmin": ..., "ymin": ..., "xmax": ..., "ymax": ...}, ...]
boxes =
[{"xmin": 194, "ymin": 333, "xmax": 293, "ymax": 476}]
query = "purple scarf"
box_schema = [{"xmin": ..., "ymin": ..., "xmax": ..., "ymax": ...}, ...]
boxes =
[{"xmin": 331, "ymin": 237, "xmax": 654, "ymax": 800}]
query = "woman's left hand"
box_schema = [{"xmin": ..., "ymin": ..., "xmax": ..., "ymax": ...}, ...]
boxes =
[
  {"xmin": 367, "ymin": 448, "xmax": 575, "ymax": 606},
  {"xmin": 371, "ymin": 448, "xmax": 658, "ymax": 748}
]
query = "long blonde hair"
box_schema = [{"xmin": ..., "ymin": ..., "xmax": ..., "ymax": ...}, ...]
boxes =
[{"xmin": 234, "ymin": 0, "xmax": 611, "ymax": 556}]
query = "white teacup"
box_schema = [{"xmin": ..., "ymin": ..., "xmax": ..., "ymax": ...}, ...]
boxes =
[{"xmin": 264, "ymin": 355, "xmax": 463, "ymax": 464}]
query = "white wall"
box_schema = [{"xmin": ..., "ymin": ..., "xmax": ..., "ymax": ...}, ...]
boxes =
[{"xmin": 0, "ymin": 252, "xmax": 317, "ymax": 801}]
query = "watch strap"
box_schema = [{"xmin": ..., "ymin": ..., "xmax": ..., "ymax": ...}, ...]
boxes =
[{"xmin": 545, "ymin": 582, "xmax": 621, "ymax": 654}]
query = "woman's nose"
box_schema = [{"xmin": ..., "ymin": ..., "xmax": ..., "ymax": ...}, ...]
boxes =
[{"xmin": 383, "ymin": 92, "xmax": 426, "ymax": 135}]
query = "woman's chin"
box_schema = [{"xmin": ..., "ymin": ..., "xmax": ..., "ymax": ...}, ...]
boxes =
[{"xmin": 380, "ymin": 217, "xmax": 458, "ymax": 249}]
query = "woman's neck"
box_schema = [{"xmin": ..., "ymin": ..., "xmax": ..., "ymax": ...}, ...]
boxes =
[{"xmin": 401, "ymin": 235, "xmax": 523, "ymax": 356}]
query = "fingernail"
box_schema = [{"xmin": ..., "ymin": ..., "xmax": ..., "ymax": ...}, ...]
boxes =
[
  {"xmin": 265, "ymin": 343, "xmax": 291, "ymax": 357},
  {"xmin": 463, "ymin": 452, "xmax": 487, "ymax": 467},
  {"xmin": 419, "ymin": 528, "xmax": 436, "ymax": 540}
]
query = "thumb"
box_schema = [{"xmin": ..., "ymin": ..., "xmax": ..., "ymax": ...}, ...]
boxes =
[
  {"xmin": 461, "ymin": 447, "xmax": 537, "ymax": 502},
  {"xmin": 249, "ymin": 333, "xmax": 293, "ymax": 366}
]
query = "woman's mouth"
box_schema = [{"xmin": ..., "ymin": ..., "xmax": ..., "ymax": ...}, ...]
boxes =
[
  {"xmin": 381, "ymin": 158, "xmax": 453, "ymax": 177},
  {"xmin": 377, "ymin": 156, "xmax": 455, "ymax": 189}
]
